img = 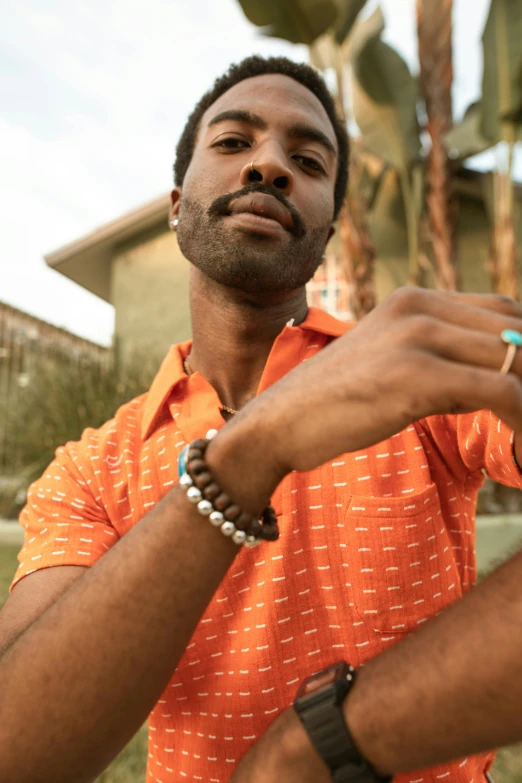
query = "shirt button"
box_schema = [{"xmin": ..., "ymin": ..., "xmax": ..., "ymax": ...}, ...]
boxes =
[{"xmin": 206, "ymin": 428, "xmax": 218, "ymax": 440}]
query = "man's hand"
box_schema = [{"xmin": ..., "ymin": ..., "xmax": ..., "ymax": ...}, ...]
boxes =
[
  {"xmin": 229, "ymin": 707, "xmax": 331, "ymax": 783},
  {"xmin": 209, "ymin": 288, "xmax": 522, "ymax": 513}
]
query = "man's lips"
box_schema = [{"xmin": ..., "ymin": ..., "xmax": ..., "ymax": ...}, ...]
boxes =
[{"xmin": 227, "ymin": 193, "xmax": 294, "ymax": 232}]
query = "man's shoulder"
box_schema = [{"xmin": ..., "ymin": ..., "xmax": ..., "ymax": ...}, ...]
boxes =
[{"xmin": 61, "ymin": 391, "xmax": 150, "ymax": 465}]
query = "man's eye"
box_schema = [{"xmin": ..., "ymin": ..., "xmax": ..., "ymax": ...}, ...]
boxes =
[
  {"xmin": 213, "ymin": 138, "xmax": 249, "ymax": 150},
  {"xmin": 294, "ymin": 155, "xmax": 324, "ymax": 174}
]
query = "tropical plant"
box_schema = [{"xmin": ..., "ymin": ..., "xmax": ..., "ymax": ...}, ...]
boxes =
[
  {"xmin": 480, "ymin": 0, "xmax": 522, "ymax": 298},
  {"xmin": 236, "ymin": 0, "xmax": 522, "ymax": 304},
  {"xmin": 236, "ymin": 0, "xmax": 340, "ymax": 44},
  {"xmin": 416, "ymin": 0, "xmax": 459, "ymax": 291},
  {"xmin": 444, "ymin": 0, "xmax": 522, "ymax": 298},
  {"xmin": 349, "ymin": 7, "xmax": 424, "ymax": 285}
]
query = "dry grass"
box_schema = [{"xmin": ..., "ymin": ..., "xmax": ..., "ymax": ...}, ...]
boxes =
[{"xmin": 0, "ymin": 351, "xmax": 155, "ymax": 519}]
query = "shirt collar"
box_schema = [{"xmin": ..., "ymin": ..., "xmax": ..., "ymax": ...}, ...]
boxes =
[{"xmin": 140, "ymin": 308, "xmax": 351, "ymax": 441}]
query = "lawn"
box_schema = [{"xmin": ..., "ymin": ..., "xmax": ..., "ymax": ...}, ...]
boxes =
[{"xmin": 0, "ymin": 542, "xmax": 522, "ymax": 782}]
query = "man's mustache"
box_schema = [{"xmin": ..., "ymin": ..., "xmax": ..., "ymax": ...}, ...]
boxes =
[{"xmin": 207, "ymin": 183, "xmax": 306, "ymax": 239}]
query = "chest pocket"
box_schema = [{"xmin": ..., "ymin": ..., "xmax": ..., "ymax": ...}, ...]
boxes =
[{"xmin": 344, "ymin": 482, "xmax": 462, "ymax": 634}]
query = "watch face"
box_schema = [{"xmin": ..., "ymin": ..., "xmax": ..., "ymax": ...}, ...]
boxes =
[
  {"xmin": 302, "ymin": 668, "xmax": 338, "ymax": 696},
  {"xmin": 296, "ymin": 661, "xmax": 348, "ymax": 703}
]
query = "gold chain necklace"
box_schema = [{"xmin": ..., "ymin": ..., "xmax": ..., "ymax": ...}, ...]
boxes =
[{"xmin": 183, "ymin": 356, "xmax": 239, "ymax": 416}]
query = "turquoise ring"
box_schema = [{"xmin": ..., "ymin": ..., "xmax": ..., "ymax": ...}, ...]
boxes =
[{"xmin": 500, "ymin": 330, "xmax": 522, "ymax": 374}]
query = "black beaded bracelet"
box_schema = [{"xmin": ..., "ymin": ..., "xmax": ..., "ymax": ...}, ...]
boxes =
[{"xmin": 177, "ymin": 436, "xmax": 279, "ymax": 547}]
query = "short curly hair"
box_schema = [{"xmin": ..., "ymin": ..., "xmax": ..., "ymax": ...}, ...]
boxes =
[{"xmin": 173, "ymin": 55, "xmax": 349, "ymax": 220}]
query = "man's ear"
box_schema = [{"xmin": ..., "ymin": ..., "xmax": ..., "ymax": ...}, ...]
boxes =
[{"xmin": 169, "ymin": 188, "xmax": 182, "ymax": 230}]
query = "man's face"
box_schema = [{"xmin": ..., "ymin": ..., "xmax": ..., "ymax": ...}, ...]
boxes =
[{"xmin": 174, "ymin": 73, "xmax": 338, "ymax": 294}]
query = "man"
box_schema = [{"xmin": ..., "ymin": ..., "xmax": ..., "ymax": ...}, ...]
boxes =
[{"xmin": 1, "ymin": 55, "xmax": 522, "ymax": 783}]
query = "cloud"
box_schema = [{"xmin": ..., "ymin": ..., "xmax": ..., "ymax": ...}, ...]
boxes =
[{"xmin": 0, "ymin": 0, "xmax": 307, "ymax": 344}]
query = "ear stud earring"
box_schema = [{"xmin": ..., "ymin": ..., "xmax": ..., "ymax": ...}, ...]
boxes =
[{"xmin": 170, "ymin": 218, "xmax": 179, "ymax": 229}]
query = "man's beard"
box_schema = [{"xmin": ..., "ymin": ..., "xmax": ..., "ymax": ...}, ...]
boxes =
[{"xmin": 176, "ymin": 184, "xmax": 331, "ymax": 293}]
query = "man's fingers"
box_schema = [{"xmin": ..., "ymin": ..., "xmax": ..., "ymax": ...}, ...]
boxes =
[
  {"xmin": 412, "ymin": 320, "xmax": 522, "ymax": 379},
  {"xmin": 385, "ymin": 287, "xmax": 522, "ymax": 335},
  {"xmin": 426, "ymin": 355, "xmax": 522, "ymax": 433},
  {"xmin": 418, "ymin": 291, "xmax": 522, "ymax": 338},
  {"xmin": 439, "ymin": 290, "xmax": 522, "ymax": 319}
]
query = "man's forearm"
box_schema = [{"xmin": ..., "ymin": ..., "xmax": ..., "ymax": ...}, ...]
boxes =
[
  {"xmin": 344, "ymin": 544, "xmax": 522, "ymax": 775},
  {"xmin": 0, "ymin": 483, "xmax": 239, "ymax": 783}
]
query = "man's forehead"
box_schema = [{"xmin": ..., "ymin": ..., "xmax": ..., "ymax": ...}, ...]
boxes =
[{"xmin": 200, "ymin": 73, "xmax": 337, "ymax": 150}]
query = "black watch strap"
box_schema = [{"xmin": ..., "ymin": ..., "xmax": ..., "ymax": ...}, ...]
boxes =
[
  {"xmin": 294, "ymin": 662, "xmax": 392, "ymax": 783},
  {"xmin": 301, "ymin": 701, "xmax": 389, "ymax": 782}
]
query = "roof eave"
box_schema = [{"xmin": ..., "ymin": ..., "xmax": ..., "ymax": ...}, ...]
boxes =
[{"xmin": 44, "ymin": 193, "xmax": 171, "ymax": 303}]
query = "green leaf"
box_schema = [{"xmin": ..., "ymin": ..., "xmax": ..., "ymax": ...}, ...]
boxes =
[
  {"xmin": 332, "ymin": 0, "xmax": 369, "ymax": 44},
  {"xmin": 445, "ymin": 102, "xmax": 495, "ymax": 161},
  {"xmin": 481, "ymin": 0, "xmax": 522, "ymax": 143},
  {"xmin": 236, "ymin": 0, "xmax": 339, "ymax": 44},
  {"xmin": 351, "ymin": 12, "xmax": 421, "ymax": 170}
]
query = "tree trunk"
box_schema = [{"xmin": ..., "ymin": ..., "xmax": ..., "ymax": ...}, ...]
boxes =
[
  {"xmin": 331, "ymin": 48, "xmax": 376, "ymax": 321},
  {"xmin": 339, "ymin": 149, "xmax": 377, "ymax": 320},
  {"xmin": 489, "ymin": 158, "xmax": 519, "ymax": 300},
  {"xmin": 416, "ymin": 0, "xmax": 459, "ymax": 291},
  {"xmin": 487, "ymin": 0, "xmax": 520, "ymax": 301}
]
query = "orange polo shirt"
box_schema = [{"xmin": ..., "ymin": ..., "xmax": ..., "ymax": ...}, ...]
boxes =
[{"xmin": 11, "ymin": 307, "xmax": 522, "ymax": 783}]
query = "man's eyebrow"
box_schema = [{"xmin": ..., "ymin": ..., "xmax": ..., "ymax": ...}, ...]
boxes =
[
  {"xmin": 207, "ymin": 110, "xmax": 268, "ymax": 130},
  {"xmin": 287, "ymin": 123, "xmax": 337, "ymax": 157}
]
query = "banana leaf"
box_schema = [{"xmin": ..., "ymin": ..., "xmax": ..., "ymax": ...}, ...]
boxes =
[
  {"xmin": 445, "ymin": 102, "xmax": 495, "ymax": 161},
  {"xmin": 236, "ymin": 0, "xmax": 338, "ymax": 44},
  {"xmin": 481, "ymin": 0, "xmax": 522, "ymax": 143},
  {"xmin": 351, "ymin": 12, "xmax": 421, "ymax": 170},
  {"xmin": 332, "ymin": 0, "xmax": 369, "ymax": 44}
]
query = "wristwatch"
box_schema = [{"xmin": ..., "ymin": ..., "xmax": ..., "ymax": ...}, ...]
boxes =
[{"xmin": 294, "ymin": 660, "xmax": 392, "ymax": 782}]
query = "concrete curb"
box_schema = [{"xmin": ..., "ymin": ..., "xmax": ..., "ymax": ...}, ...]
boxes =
[
  {"xmin": 475, "ymin": 513, "xmax": 522, "ymax": 573},
  {"xmin": 0, "ymin": 521, "xmax": 24, "ymax": 545},
  {"xmin": 1, "ymin": 516, "xmax": 521, "ymax": 571}
]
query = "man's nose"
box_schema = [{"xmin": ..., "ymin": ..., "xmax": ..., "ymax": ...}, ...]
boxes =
[{"xmin": 239, "ymin": 145, "xmax": 294, "ymax": 195}]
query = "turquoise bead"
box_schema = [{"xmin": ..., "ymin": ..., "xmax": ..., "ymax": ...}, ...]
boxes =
[
  {"xmin": 501, "ymin": 329, "xmax": 522, "ymax": 346},
  {"xmin": 178, "ymin": 444, "xmax": 189, "ymax": 478}
]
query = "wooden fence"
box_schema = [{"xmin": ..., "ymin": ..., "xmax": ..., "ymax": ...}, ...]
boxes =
[{"xmin": 0, "ymin": 301, "xmax": 109, "ymax": 476}]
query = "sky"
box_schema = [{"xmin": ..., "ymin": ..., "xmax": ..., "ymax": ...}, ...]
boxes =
[{"xmin": 0, "ymin": 0, "xmax": 509, "ymax": 346}]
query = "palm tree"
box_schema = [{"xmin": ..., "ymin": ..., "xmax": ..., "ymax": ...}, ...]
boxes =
[
  {"xmin": 480, "ymin": 0, "xmax": 522, "ymax": 300},
  {"xmin": 416, "ymin": 0, "xmax": 459, "ymax": 291}
]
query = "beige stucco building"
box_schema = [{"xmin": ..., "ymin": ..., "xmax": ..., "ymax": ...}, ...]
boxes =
[{"xmin": 45, "ymin": 169, "xmax": 522, "ymax": 367}]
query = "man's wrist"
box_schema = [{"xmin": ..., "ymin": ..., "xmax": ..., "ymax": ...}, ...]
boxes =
[
  {"xmin": 205, "ymin": 406, "xmax": 286, "ymax": 515},
  {"xmin": 276, "ymin": 707, "xmax": 332, "ymax": 776},
  {"xmin": 341, "ymin": 668, "xmax": 394, "ymax": 778}
]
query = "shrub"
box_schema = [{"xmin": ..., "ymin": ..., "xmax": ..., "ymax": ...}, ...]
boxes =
[{"xmin": 0, "ymin": 350, "xmax": 156, "ymax": 516}]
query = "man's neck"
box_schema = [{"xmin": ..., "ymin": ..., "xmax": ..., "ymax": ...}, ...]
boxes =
[{"xmin": 187, "ymin": 268, "xmax": 308, "ymax": 412}]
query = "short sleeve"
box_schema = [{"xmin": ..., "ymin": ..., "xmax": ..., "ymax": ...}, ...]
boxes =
[
  {"xmin": 422, "ymin": 410, "xmax": 522, "ymax": 490},
  {"xmin": 10, "ymin": 429, "xmax": 120, "ymax": 592}
]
